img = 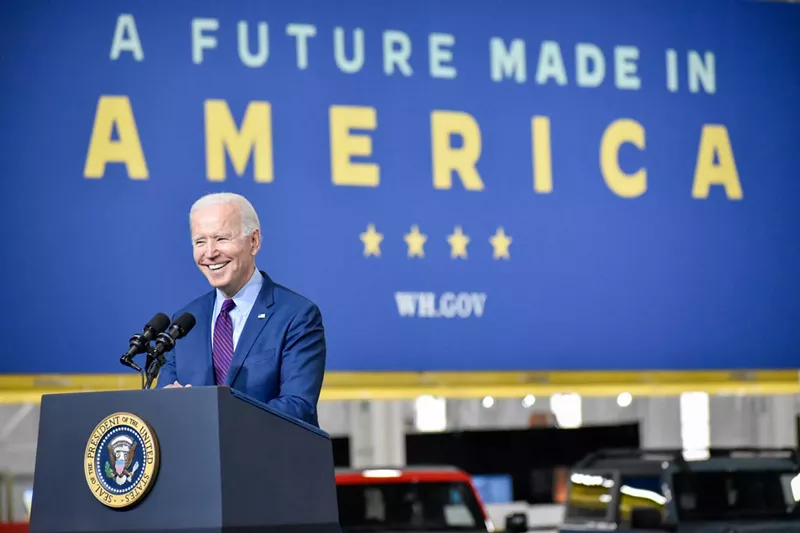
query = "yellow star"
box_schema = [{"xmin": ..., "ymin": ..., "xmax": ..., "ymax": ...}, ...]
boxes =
[
  {"xmin": 489, "ymin": 227, "xmax": 512, "ymax": 260},
  {"xmin": 447, "ymin": 226, "xmax": 470, "ymax": 259},
  {"xmin": 360, "ymin": 223, "xmax": 383, "ymax": 257},
  {"xmin": 404, "ymin": 225, "xmax": 427, "ymax": 258}
]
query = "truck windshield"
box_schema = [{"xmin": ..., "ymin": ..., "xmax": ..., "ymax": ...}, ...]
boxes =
[
  {"xmin": 674, "ymin": 470, "xmax": 800, "ymax": 521},
  {"xmin": 336, "ymin": 480, "xmax": 488, "ymax": 532}
]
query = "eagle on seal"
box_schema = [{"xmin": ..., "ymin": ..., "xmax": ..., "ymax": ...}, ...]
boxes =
[{"xmin": 108, "ymin": 438, "xmax": 137, "ymax": 477}]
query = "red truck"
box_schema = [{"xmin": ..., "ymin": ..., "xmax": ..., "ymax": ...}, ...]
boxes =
[{"xmin": 335, "ymin": 465, "xmax": 527, "ymax": 532}]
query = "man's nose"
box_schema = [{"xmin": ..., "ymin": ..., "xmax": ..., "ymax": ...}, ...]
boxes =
[{"xmin": 205, "ymin": 241, "xmax": 219, "ymax": 257}]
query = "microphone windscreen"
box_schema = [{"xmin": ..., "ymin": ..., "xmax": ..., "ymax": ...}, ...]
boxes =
[
  {"xmin": 173, "ymin": 313, "xmax": 196, "ymax": 338},
  {"xmin": 146, "ymin": 312, "xmax": 171, "ymax": 334}
]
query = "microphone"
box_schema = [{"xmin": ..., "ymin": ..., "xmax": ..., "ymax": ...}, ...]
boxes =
[
  {"xmin": 120, "ymin": 313, "xmax": 171, "ymax": 372},
  {"xmin": 152, "ymin": 313, "xmax": 197, "ymax": 358},
  {"xmin": 143, "ymin": 312, "xmax": 196, "ymax": 389}
]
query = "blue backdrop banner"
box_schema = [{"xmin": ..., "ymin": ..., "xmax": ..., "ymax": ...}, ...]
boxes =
[{"xmin": 1, "ymin": 0, "xmax": 798, "ymax": 373}]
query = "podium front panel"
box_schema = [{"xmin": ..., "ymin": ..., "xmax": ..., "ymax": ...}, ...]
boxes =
[{"xmin": 30, "ymin": 388, "xmax": 224, "ymax": 533}]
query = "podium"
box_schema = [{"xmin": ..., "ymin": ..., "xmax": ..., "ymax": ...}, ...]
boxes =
[{"xmin": 28, "ymin": 386, "xmax": 341, "ymax": 533}]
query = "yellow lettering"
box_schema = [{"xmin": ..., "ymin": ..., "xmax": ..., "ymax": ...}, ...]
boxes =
[
  {"xmin": 692, "ymin": 124, "xmax": 742, "ymax": 200},
  {"xmin": 532, "ymin": 116, "xmax": 552, "ymax": 193},
  {"xmin": 205, "ymin": 99, "xmax": 273, "ymax": 183},
  {"xmin": 600, "ymin": 119, "xmax": 646, "ymax": 198},
  {"xmin": 329, "ymin": 105, "xmax": 379, "ymax": 187},
  {"xmin": 83, "ymin": 96, "xmax": 148, "ymax": 179},
  {"xmin": 431, "ymin": 110, "xmax": 484, "ymax": 191}
]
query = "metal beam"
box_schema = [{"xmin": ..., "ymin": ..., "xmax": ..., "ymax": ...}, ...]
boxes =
[{"xmin": 0, "ymin": 370, "xmax": 797, "ymax": 403}]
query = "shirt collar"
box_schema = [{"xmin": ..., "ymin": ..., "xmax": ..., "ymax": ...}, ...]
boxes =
[{"xmin": 215, "ymin": 266, "xmax": 263, "ymax": 309}]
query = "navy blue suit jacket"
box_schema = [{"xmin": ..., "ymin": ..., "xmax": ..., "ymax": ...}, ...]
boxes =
[{"xmin": 156, "ymin": 271, "xmax": 326, "ymax": 427}]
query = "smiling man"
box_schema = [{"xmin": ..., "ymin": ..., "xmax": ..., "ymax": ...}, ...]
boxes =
[{"xmin": 157, "ymin": 192, "xmax": 327, "ymax": 427}]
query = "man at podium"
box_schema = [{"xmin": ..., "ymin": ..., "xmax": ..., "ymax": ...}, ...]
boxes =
[{"xmin": 157, "ymin": 192, "xmax": 327, "ymax": 427}]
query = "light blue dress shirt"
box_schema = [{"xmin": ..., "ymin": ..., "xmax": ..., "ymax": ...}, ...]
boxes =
[{"xmin": 211, "ymin": 267, "xmax": 264, "ymax": 350}]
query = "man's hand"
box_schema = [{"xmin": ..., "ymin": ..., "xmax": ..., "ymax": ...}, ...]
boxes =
[{"xmin": 164, "ymin": 381, "xmax": 192, "ymax": 388}]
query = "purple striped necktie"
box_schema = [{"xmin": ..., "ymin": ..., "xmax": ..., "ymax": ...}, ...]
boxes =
[{"xmin": 212, "ymin": 298, "xmax": 236, "ymax": 385}]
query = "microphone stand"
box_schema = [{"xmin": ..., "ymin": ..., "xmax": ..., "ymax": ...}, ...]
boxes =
[{"xmin": 142, "ymin": 344, "xmax": 166, "ymax": 390}]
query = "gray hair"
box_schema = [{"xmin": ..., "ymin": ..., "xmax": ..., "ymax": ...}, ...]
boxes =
[{"xmin": 190, "ymin": 192, "xmax": 261, "ymax": 236}]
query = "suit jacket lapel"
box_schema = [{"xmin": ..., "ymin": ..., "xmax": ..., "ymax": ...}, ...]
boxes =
[
  {"xmin": 225, "ymin": 271, "xmax": 275, "ymax": 386},
  {"xmin": 197, "ymin": 291, "xmax": 215, "ymax": 385}
]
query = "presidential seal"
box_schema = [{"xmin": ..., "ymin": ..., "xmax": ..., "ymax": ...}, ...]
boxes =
[{"xmin": 83, "ymin": 412, "xmax": 160, "ymax": 509}]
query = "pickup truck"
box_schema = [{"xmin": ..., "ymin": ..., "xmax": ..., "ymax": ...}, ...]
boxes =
[
  {"xmin": 335, "ymin": 465, "xmax": 528, "ymax": 532},
  {"xmin": 559, "ymin": 447, "xmax": 800, "ymax": 533}
]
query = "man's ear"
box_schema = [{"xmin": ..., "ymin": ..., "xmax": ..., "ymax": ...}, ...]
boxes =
[{"xmin": 250, "ymin": 228, "xmax": 261, "ymax": 255}]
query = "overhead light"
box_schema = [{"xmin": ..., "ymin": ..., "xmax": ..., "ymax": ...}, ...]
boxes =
[
  {"xmin": 551, "ymin": 393, "xmax": 582, "ymax": 428},
  {"xmin": 522, "ymin": 394, "xmax": 536, "ymax": 408},
  {"xmin": 414, "ymin": 395, "xmax": 447, "ymax": 432},
  {"xmin": 617, "ymin": 392, "xmax": 632, "ymax": 407}
]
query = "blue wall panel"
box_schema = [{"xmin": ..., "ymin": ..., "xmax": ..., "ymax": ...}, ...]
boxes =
[{"xmin": 0, "ymin": 0, "xmax": 798, "ymax": 373}]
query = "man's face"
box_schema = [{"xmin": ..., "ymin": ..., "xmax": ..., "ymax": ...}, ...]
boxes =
[{"xmin": 190, "ymin": 202, "xmax": 260, "ymax": 297}]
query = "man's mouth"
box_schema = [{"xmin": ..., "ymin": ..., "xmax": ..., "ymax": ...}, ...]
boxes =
[{"xmin": 207, "ymin": 262, "xmax": 229, "ymax": 272}]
